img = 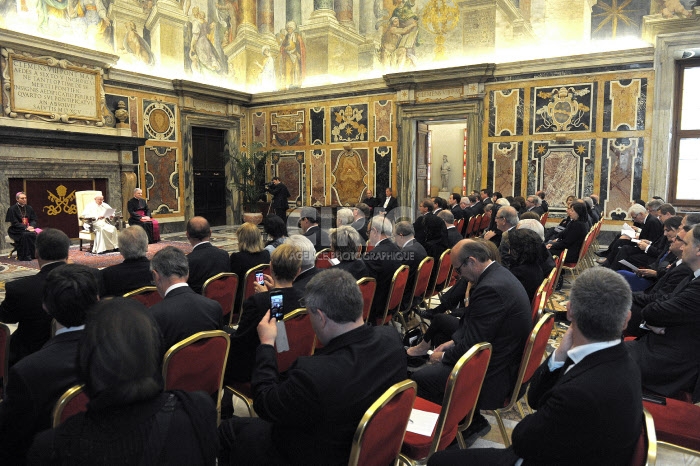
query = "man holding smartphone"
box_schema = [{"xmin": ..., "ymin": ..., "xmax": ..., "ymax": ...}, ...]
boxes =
[{"xmin": 218, "ymin": 269, "xmax": 407, "ymax": 465}]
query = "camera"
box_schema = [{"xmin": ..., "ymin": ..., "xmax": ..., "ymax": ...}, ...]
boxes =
[{"xmin": 270, "ymin": 290, "xmax": 284, "ymax": 321}]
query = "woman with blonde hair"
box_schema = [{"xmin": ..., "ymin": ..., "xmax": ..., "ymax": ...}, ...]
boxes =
[{"xmin": 230, "ymin": 222, "xmax": 270, "ymax": 314}]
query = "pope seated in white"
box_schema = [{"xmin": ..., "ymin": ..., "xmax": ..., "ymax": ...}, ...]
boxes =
[{"xmin": 81, "ymin": 195, "xmax": 119, "ymax": 254}]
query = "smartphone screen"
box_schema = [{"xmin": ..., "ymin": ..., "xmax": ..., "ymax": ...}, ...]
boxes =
[
  {"xmin": 256, "ymin": 272, "xmax": 265, "ymax": 286},
  {"xmin": 270, "ymin": 291, "xmax": 284, "ymax": 320}
]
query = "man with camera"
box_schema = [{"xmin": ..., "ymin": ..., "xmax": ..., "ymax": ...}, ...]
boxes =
[{"xmin": 265, "ymin": 177, "xmax": 291, "ymax": 222}]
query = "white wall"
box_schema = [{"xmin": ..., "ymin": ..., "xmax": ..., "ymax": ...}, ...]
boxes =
[{"xmin": 429, "ymin": 122, "xmax": 467, "ymax": 194}]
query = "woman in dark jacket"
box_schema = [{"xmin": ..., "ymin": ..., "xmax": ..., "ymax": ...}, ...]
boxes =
[
  {"xmin": 547, "ymin": 200, "xmax": 589, "ymax": 263},
  {"xmin": 230, "ymin": 222, "xmax": 271, "ymax": 314},
  {"xmin": 329, "ymin": 226, "xmax": 369, "ymax": 280},
  {"xmin": 506, "ymin": 228, "xmax": 545, "ymax": 303}
]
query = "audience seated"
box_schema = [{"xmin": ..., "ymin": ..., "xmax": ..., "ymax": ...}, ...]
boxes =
[
  {"xmin": 127, "ymin": 188, "xmax": 160, "ymax": 243},
  {"xmin": 537, "ymin": 190, "xmax": 549, "ymax": 213},
  {"xmin": 5, "ymin": 191, "xmax": 39, "ymax": 261},
  {"xmin": 544, "ymin": 195, "xmax": 576, "ymax": 241},
  {"xmin": 437, "ymin": 210, "xmax": 461, "ymax": 248},
  {"xmin": 0, "ymin": 228, "xmax": 70, "ymax": 366},
  {"xmin": 626, "ymin": 224, "xmax": 700, "ymax": 399},
  {"xmin": 230, "ymin": 222, "xmax": 271, "ymax": 314},
  {"xmin": 287, "ymin": 235, "xmax": 321, "ymax": 294},
  {"xmin": 351, "ymin": 203, "xmax": 370, "ymax": 242},
  {"xmin": 224, "ymin": 243, "xmax": 303, "ymax": 384},
  {"xmin": 429, "ymin": 268, "xmax": 642, "ymax": 465},
  {"xmin": 599, "ymin": 203, "xmax": 663, "ymax": 268},
  {"xmin": 335, "ymin": 208, "xmax": 354, "ymax": 227},
  {"xmin": 299, "ymin": 206, "xmax": 330, "ymax": 252},
  {"xmin": 186, "ymin": 216, "xmax": 230, "ymax": 294},
  {"xmin": 100, "ymin": 227, "xmax": 153, "ymax": 297},
  {"xmin": 583, "ymin": 196, "xmax": 600, "ymax": 224},
  {"xmin": 149, "ymin": 246, "xmax": 223, "ymax": 353},
  {"xmin": 524, "ymin": 195, "xmax": 544, "ymax": 217},
  {"xmin": 485, "ymin": 205, "xmax": 517, "ymax": 265},
  {"xmin": 28, "ymin": 298, "xmax": 218, "ymax": 465},
  {"xmin": 394, "ymin": 221, "xmax": 428, "ymax": 311},
  {"xmin": 263, "ymin": 215, "xmax": 288, "ymax": 254},
  {"xmin": 413, "ymin": 199, "xmax": 448, "ymax": 260},
  {"xmin": 80, "ymin": 194, "xmax": 119, "ymax": 254},
  {"xmin": 364, "ymin": 216, "xmax": 403, "ymax": 322},
  {"xmin": 547, "ymin": 200, "xmax": 589, "ymax": 263},
  {"xmin": 218, "ymin": 269, "xmax": 407, "ymax": 465},
  {"xmin": 410, "ymin": 239, "xmax": 531, "ymax": 446},
  {"xmin": 610, "ymin": 214, "xmax": 680, "ymax": 272},
  {"xmin": 449, "ymin": 193, "xmax": 464, "ymax": 220},
  {"xmin": 506, "ymin": 229, "xmax": 545, "ymax": 302},
  {"xmin": 329, "ymin": 226, "xmax": 369, "ymax": 279},
  {"xmin": 0, "ymin": 264, "xmax": 98, "ymax": 464}
]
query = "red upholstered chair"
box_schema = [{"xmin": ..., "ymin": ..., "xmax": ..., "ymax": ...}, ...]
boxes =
[
  {"xmin": 202, "ymin": 272, "xmax": 239, "ymax": 326},
  {"xmin": 629, "ymin": 408, "xmax": 657, "ymax": 466},
  {"xmin": 162, "ymin": 330, "xmax": 230, "ymax": 425},
  {"xmin": 357, "ymin": 277, "xmax": 377, "ymax": 323},
  {"xmin": 239, "ymin": 263, "xmax": 271, "ymax": 322},
  {"xmin": 489, "ymin": 312, "xmax": 555, "ymax": 447},
  {"xmin": 123, "ymin": 286, "xmax": 162, "ymax": 307},
  {"xmin": 478, "ymin": 212, "xmax": 491, "ymax": 236},
  {"xmin": 348, "ymin": 380, "xmax": 417, "ymax": 466},
  {"xmin": 426, "ymin": 249, "xmax": 452, "ymax": 308},
  {"xmin": 401, "ymin": 342, "xmax": 492, "ymax": 463},
  {"xmin": 464, "ymin": 215, "xmax": 479, "ymax": 238},
  {"xmin": 226, "ymin": 308, "xmax": 314, "ymax": 417},
  {"xmin": 314, "ymin": 249, "xmax": 334, "ymax": 269},
  {"xmin": 0, "ymin": 323, "xmax": 9, "ymax": 400},
  {"xmin": 375, "ymin": 265, "xmax": 409, "ymax": 326},
  {"xmin": 530, "ymin": 278, "xmax": 549, "ymax": 325},
  {"xmin": 395, "ymin": 257, "xmax": 434, "ymax": 332},
  {"xmin": 562, "ymin": 230, "xmax": 594, "ymax": 279},
  {"xmin": 548, "ymin": 249, "xmax": 567, "ymax": 309},
  {"xmin": 454, "ymin": 218, "xmax": 464, "ymax": 237},
  {"xmin": 539, "ymin": 211, "xmax": 549, "ymax": 227},
  {"xmin": 52, "ymin": 384, "xmax": 89, "ymax": 427},
  {"xmin": 643, "ymin": 396, "xmax": 700, "ymax": 454}
]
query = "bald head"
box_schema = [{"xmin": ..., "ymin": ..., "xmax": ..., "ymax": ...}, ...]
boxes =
[{"xmin": 186, "ymin": 216, "xmax": 211, "ymax": 244}]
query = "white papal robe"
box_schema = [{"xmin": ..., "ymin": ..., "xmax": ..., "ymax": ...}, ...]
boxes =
[{"xmin": 81, "ymin": 201, "xmax": 119, "ymax": 254}]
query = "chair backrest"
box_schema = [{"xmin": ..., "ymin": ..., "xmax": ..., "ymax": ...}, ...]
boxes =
[
  {"xmin": 123, "ymin": 286, "xmax": 162, "ymax": 307},
  {"xmin": 428, "ymin": 249, "xmax": 453, "ymax": 297},
  {"xmin": 357, "ymin": 277, "xmax": 377, "ymax": 322},
  {"xmin": 0, "ymin": 323, "xmax": 10, "ymax": 399},
  {"xmin": 531, "ymin": 278, "xmax": 548, "ymax": 324},
  {"xmin": 479, "ymin": 212, "xmax": 491, "ymax": 233},
  {"xmin": 630, "ymin": 408, "xmax": 657, "ymax": 466},
  {"xmin": 454, "ymin": 218, "xmax": 464, "ymax": 236},
  {"xmin": 411, "ymin": 257, "xmax": 435, "ymax": 303},
  {"xmin": 202, "ymin": 272, "xmax": 239, "ymax": 325},
  {"xmin": 278, "ymin": 308, "xmax": 316, "ymax": 372},
  {"xmin": 348, "ymin": 380, "xmax": 417, "ymax": 466},
  {"xmin": 315, "ymin": 249, "xmax": 335, "ymax": 269},
  {"xmin": 241, "ymin": 263, "xmax": 271, "ymax": 316},
  {"xmin": 162, "ymin": 330, "xmax": 230, "ymax": 423},
  {"xmin": 551, "ymin": 249, "xmax": 567, "ymax": 287},
  {"xmin": 53, "ymin": 384, "xmax": 89, "ymax": 427},
  {"xmin": 430, "ymin": 342, "xmax": 492, "ymax": 454},
  {"xmin": 377, "ymin": 265, "xmax": 410, "ymax": 326},
  {"xmin": 540, "ymin": 211, "xmax": 549, "ymax": 227},
  {"xmin": 75, "ymin": 190, "xmax": 102, "ymax": 226},
  {"xmin": 465, "ymin": 215, "xmax": 478, "ymax": 237}
]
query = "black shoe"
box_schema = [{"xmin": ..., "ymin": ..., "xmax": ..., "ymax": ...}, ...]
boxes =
[
  {"xmin": 18, "ymin": 256, "xmax": 32, "ymax": 261},
  {"xmin": 595, "ymin": 250, "xmax": 608, "ymax": 258},
  {"xmin": 461, "ymin": 413, "xmax": 491, "ymax": 447},
  {"xmin": 555, "ymin": 275, "xmax": 565, "ymax": 291},
  {"xmin": 417, "ymin": 309, "xmax": 435, "ymax": 320}
]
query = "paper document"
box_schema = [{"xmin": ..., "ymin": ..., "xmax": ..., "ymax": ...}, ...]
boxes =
[
  {"xmin": 620, "ymin": 223, "xmax": 636, "ymax": 235},
  {"xmin": 406, "ymin": 408, "xmax": 440, "ymax": 437},
  {"xmin": 618, "ymin": 259, "xmax": 640, "ymax": 272},
  {"xmin": 104, "ymin": 207, "xmax": 116, "ymax": 217}
]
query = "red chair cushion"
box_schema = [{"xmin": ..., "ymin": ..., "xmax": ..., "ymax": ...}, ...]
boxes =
[
  {"xmin": 401, "ymin": 397, "xmax": 457, "ymax": 460},
  {"xmin": 643, "ymin": 398, "xmax": 700, "ymax": 451}
]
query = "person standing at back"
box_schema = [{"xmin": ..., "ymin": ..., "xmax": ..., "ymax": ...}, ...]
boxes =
[{"xmin": 265, "ymin": 176, "xmax": 291, "ymax": 222}]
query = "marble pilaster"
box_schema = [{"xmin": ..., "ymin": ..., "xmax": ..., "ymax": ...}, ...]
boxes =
[{"xmin": 144, "ymin": 0, "xmax": 188, "ymax": 71}]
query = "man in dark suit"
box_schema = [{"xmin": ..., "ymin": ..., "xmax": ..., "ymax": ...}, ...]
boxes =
[
  {"xmin": 364, "ymin": 216, "xmax": 403, "ymax": 323},
  {"xmin": 5, "ymin": 191, "xmax": 39, "ymax": 261},
  {"xmin": 265, "ymin": 176, "xmax": 291, "ymax": 222},
  {"xmin": 413, "ymin": 199, "xmax": 448, "ymax": 260},
  {"xmin": 485, "ymin": 206, "xmax": 518, "ymax": 266},
  {"xmin": 351, "ymin": 203, "xmax": 370, "ymax": 242},
  {"xmin": 100, "ymin": 227, "xmax": 153, "ymax": 297},
  {"xmin": 610, "ymin": 215, "xmax": 680, "ymax": 272},
  {"xmin": 438, "ymin": 210, "xmax": 462, "ymax": 248},
  {"xmin": 627, "ymin": 224, "xmax": 700, "ymax": 399},
  {"xmin": 429, "ymin": 268, "xmax": 643, "ymax": 465},
  {"xmin": 524, "ymin": 195, "xmax": 545, "ymax": 217},
  {"xmin": 448, "ymin": 193, "xmax": 464, "ymax": 220},
  {"xmin": 299, "ymin": 206, "xmax": 330, "ymax": 252},
  {"xmin": 185, "ymin": 216, "xmax": 230, "ymax": 294},
  {"xmin": 218, "ymin": 269, "xmax": 407, "ymax": 466},
  {"xmin": 361, "ymin": 189, "xmax": 378, "ymax": 215},
  {"xmin": 0, "ymin": 228, "xmax": 70, "ymax": 366},
  {"xmin": 599, "ymin": 203, "xmax": 663, "ymax": 266},
  {"xmin": 395, "ymin": 221, "xmax": 428, "ymax": 311},
  {"xmin": 149, "ymin": 246, "xmax": 223, "ymax": 353},
  {"xmin": 412, "ymin": 239, "xmax": 531, "ymax": 444},
  {"xmin": 0, "ymin": 264, "xmax": 99, "ymax": 465},
  {"xmin": 286, "ymin": 235, "xmax": 322, "ymax": 294},
  {"xmin": 376, "ymin": 187, "xmax": 399, "ymax": 215}
]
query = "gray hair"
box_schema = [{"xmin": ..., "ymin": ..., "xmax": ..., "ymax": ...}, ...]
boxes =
[
  {"xmin": 329, "ymin": 226, "xmax": 362, "ymax": 260},
  {"xmin": 150, "ymin": 246, "xmax": 189, "ymax": 278},
  {"xmin": 569, "ymin": 268, "xmax": 631, "ymax": 341},
  {"xmin": 133, "ymin": 188, "xmax": 142, "ymax": 195},
  {"xmin": 517, "ymin": 219, "xmax": 545, "ymax": 242},
  {"xmin": 395, "ymin": 221, "xmax": 414, "ymax": 237},
  {"xmin": 495, "ymin": 198, "xmax": 510, "ymax": 207},
  {"xmin": 336, "ymin": 208, "xmax": 354, "ymax": 226},
  {"xmin": 684, "ymin": 213, "xmax": 700, "ymax": 228},
  {"xmin": 305, "ymin": 269, "xmax": 362, "ymax": 323},
  {"xmin": 119, "ymin": 226, "xmax": 149, "ymax": 260},
  {"xmin": 500, "ymin": 206, "xmax": 519, "ymax": 226},
  {"xmin": 628, "ymin": 203, "xmax": 646, "ymax": 218},
  {"xmin": 583, "ymin": 197, "xmax": 594, "ymax": 209},
  {"xmin": 527, "ymin": 195, "xmax": 540, "ymax": 206},
  {"xmin": 369, "ymin": 215, "xmax": 393, "ymax": 237},
  {"xmin": 646, "ymin": 199, "xmax": 663, "ymax": 211},
  {"xmin": 437, "ymin": 210, "xmax": 454, "ymax": 225},
  {"xmin": 455, "ymin": 239, "xmax": 492, "ymax": 264},
  {"xmin": 286, "ymin": 235, "xmax": 316, "ymax": 270}
]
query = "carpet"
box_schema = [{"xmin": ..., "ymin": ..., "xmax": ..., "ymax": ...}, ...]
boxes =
[{"xmin": 0, "ymin": 241, "xmax": 193, "ymax": 270}]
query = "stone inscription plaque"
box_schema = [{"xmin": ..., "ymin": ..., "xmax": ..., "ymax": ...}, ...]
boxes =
[{"xmin": 10, "ymin": 56, "xmax": 100, "ymax": 120}]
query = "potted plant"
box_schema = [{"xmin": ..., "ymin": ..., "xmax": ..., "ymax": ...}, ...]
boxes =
[{"xmin": 227, "ymin": 142, "xmax": 270, "ymax": 224}]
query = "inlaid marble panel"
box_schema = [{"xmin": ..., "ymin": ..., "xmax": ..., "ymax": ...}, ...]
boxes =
[
  {"xmin": 488, "ymin": 142, "xmax": 519, "ymax": 196},
  {"xmin": 252, "ymin": 112, "xmax": 266, "ymax": 144},
  {"xmin": 532, "ymin": 84, "xmax": 594, "ymax": 134},
  {"xmin": 529, "ymin": 140, "xmax": 592, "ymax": 211},
  {"xmin": 310, "ymin": 107, "xmax": 325, "ymax": 145},
  {"xmin": 490, "ymin": 89, "xmax": 523, "ymax": 137},
  {"xmin": 601, "ymin": 137, "xmax": 643, "ymax": 219},
  {"xmin": 331, "ymin": 104, "xmax": 368, "ymax": 143},
  {"xmin": 271, "ymin": 109, "xmax": 305, "ymax": 146},
  {"xmin": 275, "ymin": 151, "xmax": 304, "ymax": 206},
  {"xmin": 143, "ymin": 101, "xmax": 177, "ymax": 141},
  {"xmin": 144, "ymin": 146, "xmax": 179, "ymax": 213},
  {"xmin": 374, "ymin": 146, "xmax": 392, "ymax": 195},
  {"xmin": 240, "ymin": 113, "xmax": 248, "ymax": 148},
  {"xmin": 604, "ymin": 78, "xmax": 646, "ymax": 131},
  {"xmin": 331, "ymin": 147, "xmax": 368, "ymax": 206},
  {"xmin": 374, "ymin": 100, "xmax": 392, "ymax": 142},
  {"xmin": 310, "ymin": 149, "xmax": 327, "ymax": 206}
]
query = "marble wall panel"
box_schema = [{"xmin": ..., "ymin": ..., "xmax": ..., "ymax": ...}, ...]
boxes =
[
  {"xmin": 310, "ymin": 149, "xmax": 327, "ymax": 206},
  {"xmin": 374, "ymin": 146, "xmax": 392, "ymax": 195},
  {"xmin": 143, "ymin": 101, "xmax": 177, "ymax": 141},
  {"xmin": 310, "ymin": 107, "xmax": 326, "ymax": 145},
  {"xmin": 271, "ymin": 109, "xmax": 306, "ymax": 146},
  {"xmin": 275, "ymin": 152, "xmax": 305, "ymax": 206},
  {"xmin": 532, "ymin": 83, "xmax": 595, "ymax": 134},
  {"xmin": 252, "ymin": 112, "xmax": 266, "ymax": 144},
  {"xmin": 374, "ymin": 100, "xmax": 392, "ymax": 142},
  {"xmin": 601, "ymin": 137, "xmax": 643, "ymax": 219},
  {"xmin": 331, "ymin": 147, "xmax": 368, "ymax": 206},
  {"xmin": 533, "ymin": 143, "xmax": 580, "ymax": 211},
  {"xmin": 488, "ymin": 142, "xmax": 518, "ymax": 196},
  {"xmin": 490, "ymin": 89, "xmax": 523, "ymax": 137},
  {"xmin": 144, "ymin": 146, "xmax": 179, "ymax": 213},
  {"xmin": 331, "ymin": 104, "xmax": 369, "ymax": 143},
  {"xmin": 604, "ymin": 78, "xmax": 647, "ymax": 131},
  {"xmin": 105, "ymin": 93, "xmax": 130, "ymax": 128}
]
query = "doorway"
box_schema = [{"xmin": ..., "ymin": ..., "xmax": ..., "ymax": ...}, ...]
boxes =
[{"xmin": 192, "ymin": 127, "xmax": 227, "ymax": 226}]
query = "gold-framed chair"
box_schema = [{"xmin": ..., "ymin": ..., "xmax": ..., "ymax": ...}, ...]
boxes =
[
  {"xmin": 400, "ymin": 342, "xmax": 492, "ymax": 463},
  {"xmin": 162, "ymin": 330, "xmax": 230, "ymax": 425},
  {"xmin": 52, "ymin": 384, "xmax": 89, "ymax": 427},
  {"xmin": 629, "ymin": 408, "xmax": 657, "ymax": 466},
  {"xmin": 426, "ymin": 249, "xmax": 452, "ymax": 308},
  {"xmin": 314, "ymin": 248, "xmax": 334, "ymax": 269},
  {"xmin": 0, "ymin": 323, "xmax": 10, "ymax": 400},
  {"xmin": 75, "ymin": 190, "xmax": 102, "ymax": 252},
  {"xmin": 239, "ymin": 263, "xmax": 271, "ymax": 322},
  {"xmin": 530, "ymin": 278, "xmax": 549, "ymax": 325},
  {"xmin": 202, "ymin": 272, "xmax": 239, "ymax": 326},
  {"xmin": 123, "ymin": 286, "xmax": 162, "ymax": 307},
  {"xmin": 348, "ymin": 380, "xmax": 418, "ymax": 466},
  {"xmin": 395, "ymin": 256, "xmax": 435, "ymax": 333},
  {"xmin": 376, "ymin": 265, "xmax": 409, "ymax": 326},
  {"xmin": 357, "ymin": 277, "xmax": 377, "ymax": 323}
]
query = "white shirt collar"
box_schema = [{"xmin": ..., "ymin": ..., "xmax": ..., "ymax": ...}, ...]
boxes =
[
  {"xmin": 55, "ymin": 325, "xmax": 85, "ymax": 335},
  {"xmin": 164, "ymin": 282, "xmax": 189, "ymax": 296},
  {"xmin": 568, "ymin": 340, "xmax": 621, "ymax": 366},
  {"xmin": 193, "ymin": 241, "xmax": 211, "ymax": 250}
]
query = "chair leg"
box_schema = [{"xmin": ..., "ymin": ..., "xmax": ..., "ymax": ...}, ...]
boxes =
[{"xmin": 493, "ymin": 409, "xmax": 511, "ymax": 447}]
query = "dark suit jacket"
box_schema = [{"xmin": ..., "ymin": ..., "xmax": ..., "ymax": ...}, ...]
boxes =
[
  {"xmin": 335, "ymin": 260, "xmax": 370, "ymax": 280},
  {"xmin": 450, "ymin": 205, "xmax": 464, "ymax": 221},
  {"xmin": 446, "ymin": 226, "xmax": 462, "ymax": 248},
  {"xmin": 627, "ymin": 275, "xmax": 700, "ymax": 397},
  {"xmin": 513, "ymin": 345, "xmax": 642, "ymax": 465},
  {"xmin": 249, "ymin": 325, "xmax": 407, "ymax": 466},
  {"xmin": 401, "ymin": 240, "xmax": 428, "ymax": 308},
  {"xmin": 0, "ymin": 331, "xmax": 82, "ymax": 464},
  {"xmin": 639, "ymin": 214, "xmax": 664, "ymax": 242},
  {"xmin": 303, "ymin": 225, "xmax": 331, "ymax": 252},
  {"xmin": 445, "ymin": 262, "xmax": 531, "ymax": 409},
  {"xmin": 510, "ymin": 262, "xmax": 544, "ymax": 303},
  {"xmin": 150, "ymin": 286, "xmax": 223, "ymax": 353},
  {"xmin": 351, "ymin": 218, "xmax": 368, "ymax": 242},
  {"xmin": 0, "ymin": 261, "xmax": 66, "ymax": 366},
  {"xmin": 364, "ymin": 239, "xmax": 403, "ymax": 321},
  {"xmin": 548, "ymin": 219, "xmax": 588, "ymax": 262},
  {"xmin": 187, "ymin": 242, "xmax": 231, "ymax": 294},
  {"xmin": 376, "ymin": 196, "xmax": 398, "ymax": 214},
  {"xmin": 267, "ymin": 182, "xmax": 291, "ymax": 209},
  {"xmin": 413, "ymin": 213, "xmax": 448, "ymax": 259},
  {"xmin": 225, "ymin": 287, "xmax": 303, "ymax": 383},
  {"xmin": 100, "ymin": 257, "xmax": 152, "ymax": 297},
  {"xmin": 292, "ymin": 267, "xmax": 322, "ymax": 295},
  {"xmin": 527, "ymin": 206, "xmax": 545, "ymax": 218},
  {"xmin": 230, "ymin": 249, "xmax": 270, "ymax": 313}
]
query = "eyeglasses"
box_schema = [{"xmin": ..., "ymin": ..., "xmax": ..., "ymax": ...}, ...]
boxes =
[
  {"xmin": 299, "ymin": 298, "xmax": 306, "ymax": 307},
  {"xmin": 495, "ymin": 216, "xmax": 505, "ymax": 220}
]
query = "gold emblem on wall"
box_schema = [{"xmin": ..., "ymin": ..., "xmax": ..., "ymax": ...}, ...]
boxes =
[
  {"xmin": 44, "ymin": 185, "xmax": 77, "ymax": 216},
  {"xmin": 535, "ymin": 86, "xmax": 592, "ymax": 133}
]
